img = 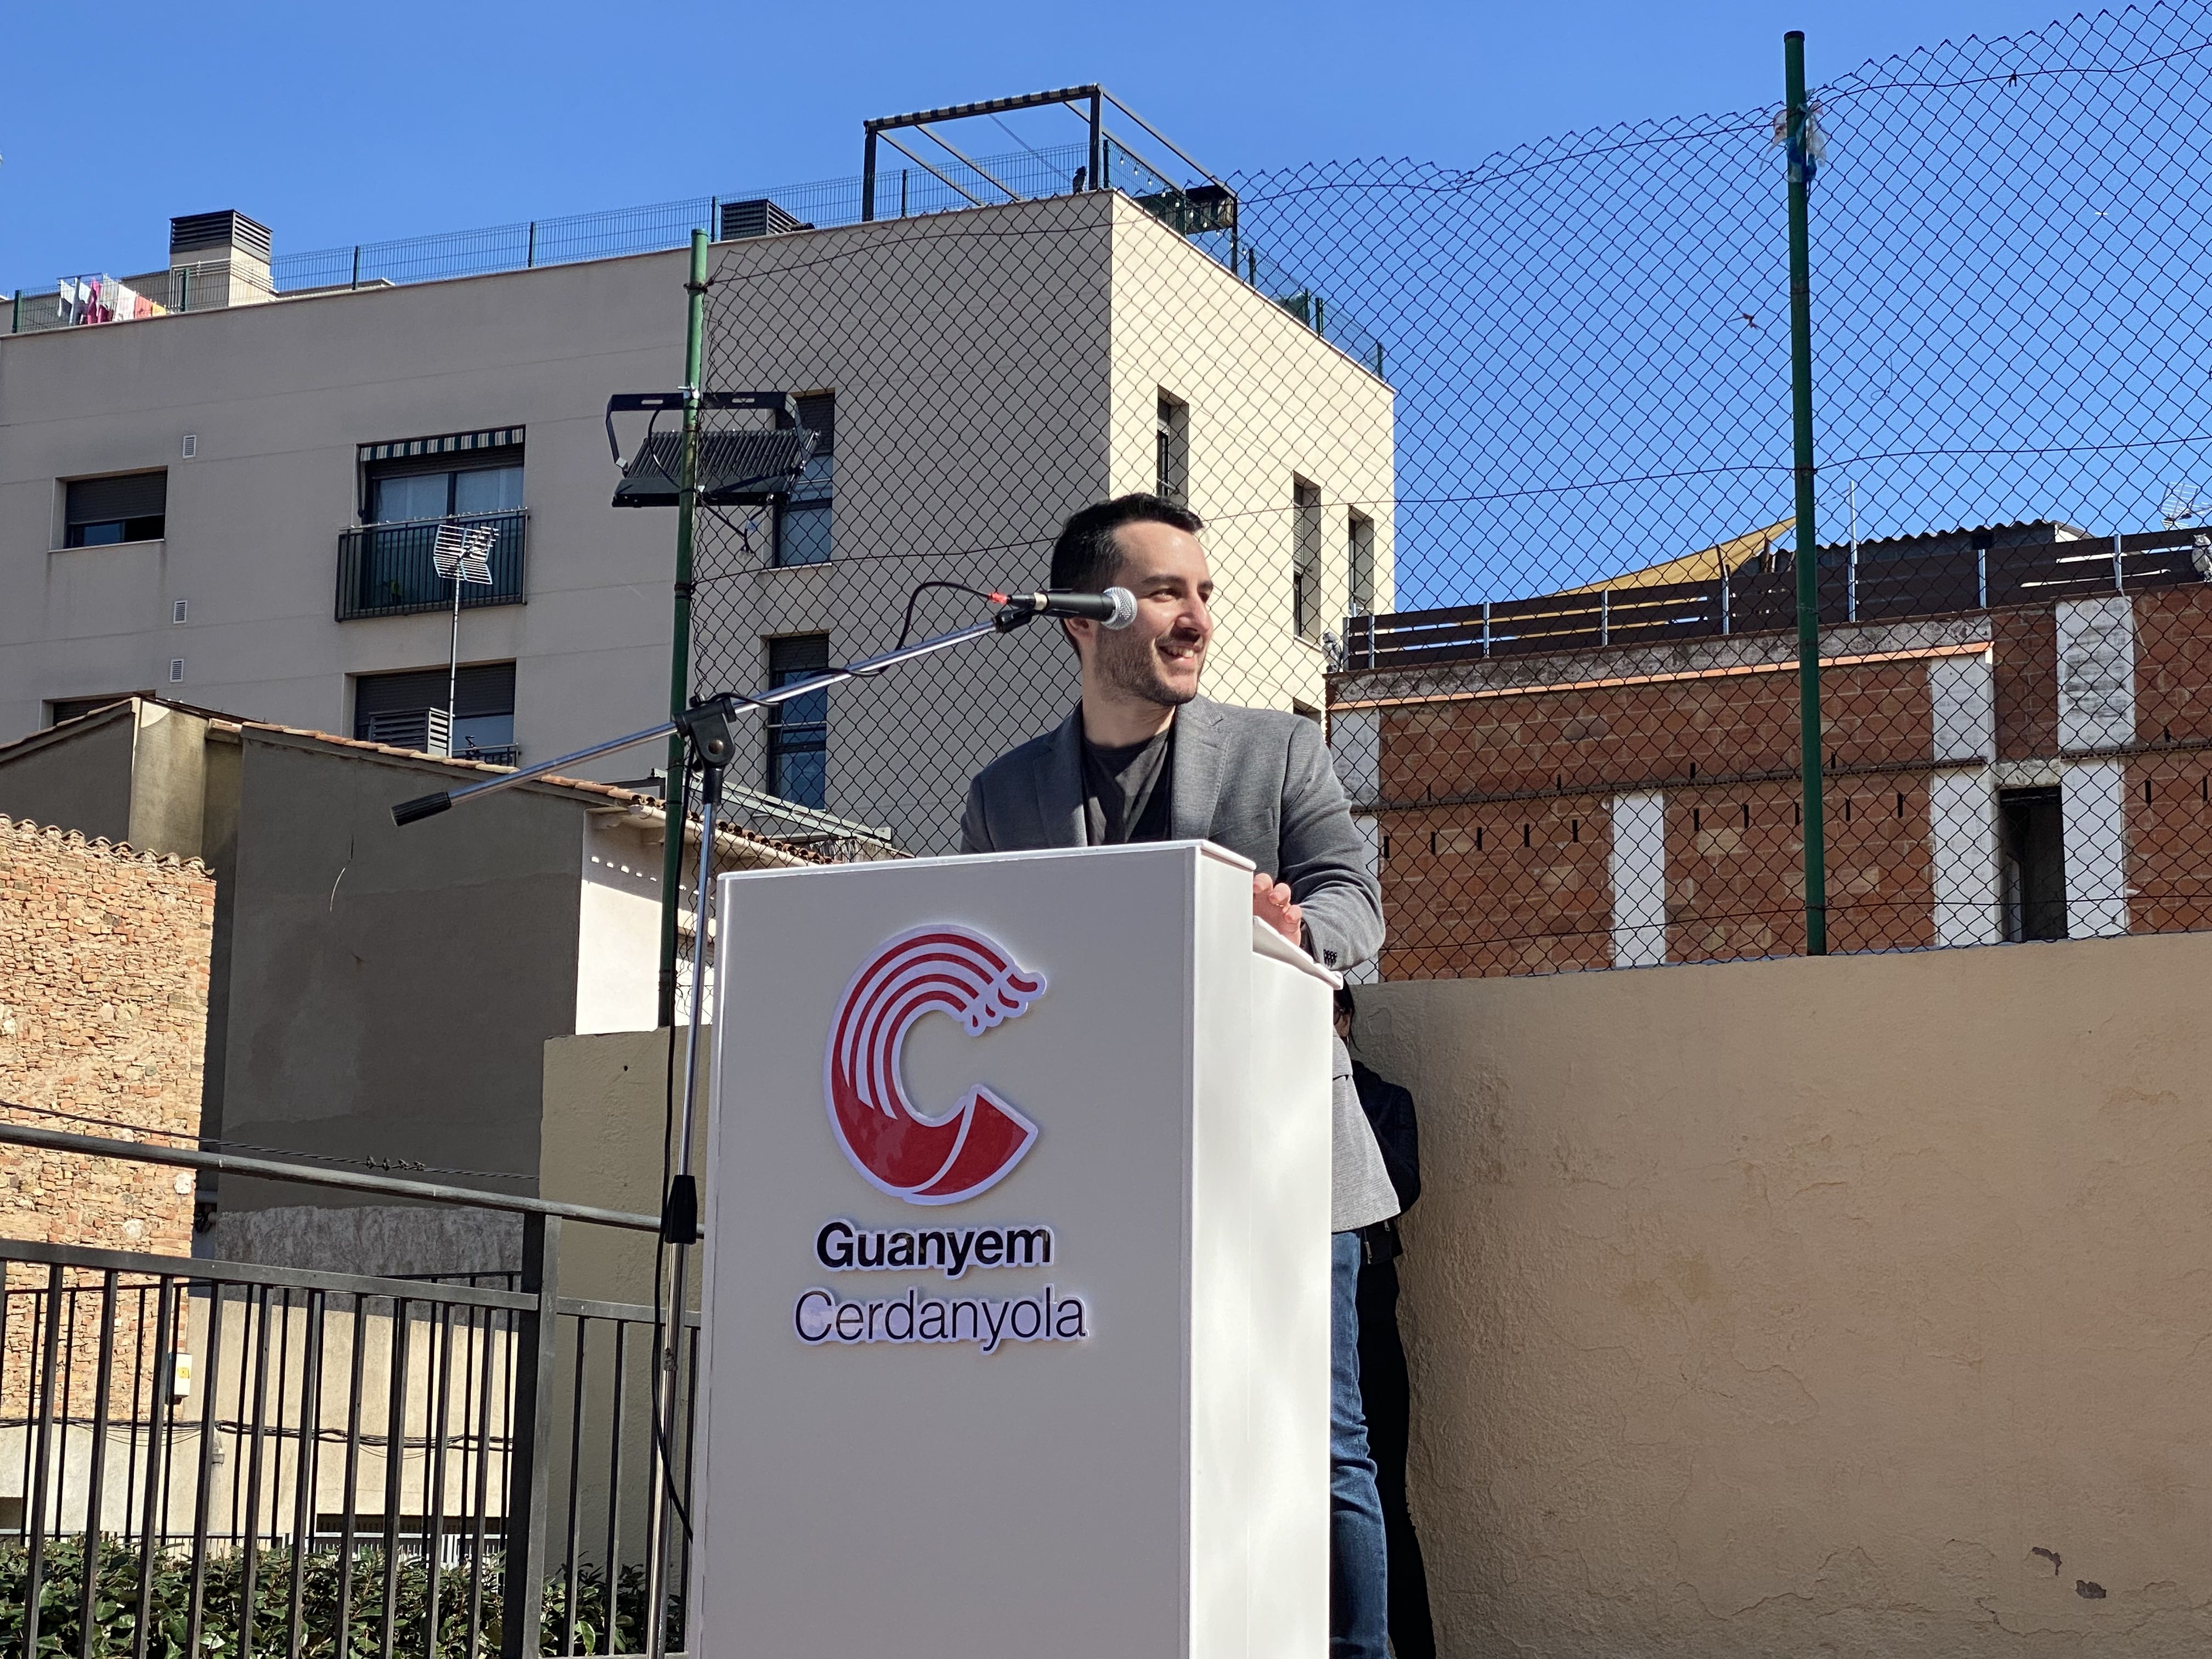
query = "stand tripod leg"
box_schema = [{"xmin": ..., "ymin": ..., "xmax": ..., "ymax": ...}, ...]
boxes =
[{"xmin": 646, "ymin": 761, "xmax": 719, "ymax": 1656}]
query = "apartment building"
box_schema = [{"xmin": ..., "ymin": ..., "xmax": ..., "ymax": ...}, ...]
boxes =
[
  {"xmin": 1, "ymin": 193, "xmax": 1393, "ymax": 855},
  {"xmin": 1331, "ymin": 523, "xmax": 2212, "ymax": 977}
]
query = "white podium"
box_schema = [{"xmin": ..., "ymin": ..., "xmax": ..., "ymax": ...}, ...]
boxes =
[{"xmin": 693, "ymin": 840, "xmax": 1336, "ymax": 1658}]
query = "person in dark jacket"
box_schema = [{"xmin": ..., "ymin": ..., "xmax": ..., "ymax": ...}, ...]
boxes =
[{"xmin": 1337, "ymin": 985, "xmax": 1437, "ymax": 1659}]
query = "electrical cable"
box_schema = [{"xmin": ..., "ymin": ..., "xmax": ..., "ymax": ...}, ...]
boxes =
[{"xmin": 895, "ymin": 580, "xmax": 1005, "ymax": 648}]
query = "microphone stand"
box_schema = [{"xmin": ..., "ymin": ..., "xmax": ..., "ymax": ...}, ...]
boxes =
[{"xmin": 389, "ymin": 605, "xmax": 1033, "ymax": 1651}]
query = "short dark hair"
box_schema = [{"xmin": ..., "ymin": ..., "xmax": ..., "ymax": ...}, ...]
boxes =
[
  {"xmin": 1334, "ymin": 985, "xmax": 1357, "ymax": 1023},
  {"xmin": 1049, "ymin": 493, "xmax": 1204, "ymax": 592}
]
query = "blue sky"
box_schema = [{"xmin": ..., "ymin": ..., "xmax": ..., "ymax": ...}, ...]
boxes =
[{"xmin": 1, "ymin": 0, "xmax": 2098, "ymax": 292}]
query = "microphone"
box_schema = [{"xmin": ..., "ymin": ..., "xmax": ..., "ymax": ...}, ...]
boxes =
[{"xmin": 991, "ymin": 587, "xmax": 1138, "ymax": 629}]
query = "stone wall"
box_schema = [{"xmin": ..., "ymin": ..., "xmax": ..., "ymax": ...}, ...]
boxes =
[{"xmin": 1, "ymin": 814, "xmax": 213, "ymax": 1414}]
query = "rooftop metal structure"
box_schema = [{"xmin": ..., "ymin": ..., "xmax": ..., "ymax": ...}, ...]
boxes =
[{"xmin": 860, "ymin": 85, "xmax": 1239, "ymax": 260}]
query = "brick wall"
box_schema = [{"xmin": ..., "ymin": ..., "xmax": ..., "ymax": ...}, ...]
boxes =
[
  {"xmin": 1357, "ymin": 589, "xmax": 2212, "ymax": 977},
  {"xmin": 1, "ymin": 814, "xmax": 211, "ymax": 1415},
  {"xmin": 0, "ymin": 814, "xmax": 213, "ymax": 1253},
  {"xmin": 1372, "ymin": 653, "xmax": 1953, "ymax": 975},
  {"xmin": 1, "ymin": 814, "xmax": 213, "ymax": 1418}
]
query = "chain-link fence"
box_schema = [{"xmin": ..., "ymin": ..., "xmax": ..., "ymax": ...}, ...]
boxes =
[{"xmin": 676, "ymin": 0, "xmax": 2212, "ymax": 983}]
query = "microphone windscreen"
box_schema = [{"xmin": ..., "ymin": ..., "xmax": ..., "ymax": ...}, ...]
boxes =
[{"xmin": 1102, "ymin": 586, "xmax": 1138, "ymax": 630}]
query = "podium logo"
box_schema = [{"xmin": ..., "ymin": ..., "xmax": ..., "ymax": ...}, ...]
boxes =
[{"xmin": 825, "ymin": 926, "xmax": 1047, "ymax": 1205}]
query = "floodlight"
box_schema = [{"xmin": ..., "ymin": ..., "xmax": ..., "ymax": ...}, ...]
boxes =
[{"xmin": 605, "ymin": 391, "xmax": 819, "ymax": 508}]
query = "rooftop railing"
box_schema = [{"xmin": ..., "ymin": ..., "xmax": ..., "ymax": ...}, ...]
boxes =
[{"xmin": 6, "ymin": 143, "xmax": 1385, "ymax": 368}]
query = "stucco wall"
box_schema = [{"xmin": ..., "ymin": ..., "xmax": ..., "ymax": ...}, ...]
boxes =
[
  {"xmin": 0, "ymin": 703, "xmax": 136, "ymax": 843},
  {"xmin": 207, "ymin": 733, "xmax": 583, "ymax": 1220},
  {"xmin": 1353, "ymin": 928, "xmax": 2212, "ymax": 1655},
  {"xmin": 1110, "ymin": 195, "xmax": 1395, "ymax": 716}
]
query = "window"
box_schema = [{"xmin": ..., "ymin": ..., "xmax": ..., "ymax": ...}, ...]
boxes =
[
  {"xmin": 774, "ymin": 394, "xmax": 835, "ymax": 568},
  {"xmin": 344, "ymin": 431, "xmax": 529, "ymax": 619},
  {"xmin": 354, "ymin": 663, "xmax": 517, "ymax": 762},
  {"xmin": 1155, "ymin": 393, "xmax": 1189, "ymax": 505},
  {"xmin": 1292, "ymin": 478, "xmax": 1323, "ymax": 641},
  {"xmin": 1347, "ymin": 510, "xmax": 1375, "ymax": 615},
  {"xmin": 766, "ymin": 634, "xmax": 830, "ymax": 807},
  {"xmin": 49, "ymin": 693, "xmax": 148, "ymax": 726},
  {"xmin": 358, "ymin": 428, "xmax": 525, "ymax": 523},
  {"xmin": 368, "ymin": 460, "xmax": 523, "ymax": 524},
  {"xmin": 64, "ymin": 471, "xmax": 166, "ymax": 546},
  {"xmin": 1999, "ymin": 786, "xmax": 2066, "ymax": 941}
]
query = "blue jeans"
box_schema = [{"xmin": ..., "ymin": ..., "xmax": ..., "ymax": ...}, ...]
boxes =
[{"xmin": 1331, "ymin": 1229, "xmax": 1389, "ymax": 1658}]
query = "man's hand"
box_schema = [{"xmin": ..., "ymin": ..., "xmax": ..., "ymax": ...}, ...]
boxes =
[{"xmin": 1252, "ymin": 871, "xmax": 1304, "ymax": 944}]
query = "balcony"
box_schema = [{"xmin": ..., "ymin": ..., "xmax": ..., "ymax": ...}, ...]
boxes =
[{"xmin": 336, "ymin": 510, "xmax": 527, "ymax": 620}]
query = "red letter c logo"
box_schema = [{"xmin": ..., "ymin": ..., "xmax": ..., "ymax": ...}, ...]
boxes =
[{"xmin": 823, "ymin": 926, "xmax": 1045, "ymax": 1205}]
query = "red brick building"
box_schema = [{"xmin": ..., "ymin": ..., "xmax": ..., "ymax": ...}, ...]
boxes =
[{"xmin": 1330, "ymin": 525, "xmax": 2212, "ymax": 978}]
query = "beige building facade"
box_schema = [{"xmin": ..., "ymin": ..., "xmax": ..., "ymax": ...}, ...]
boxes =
[
  {"xmin": 1354, "ymin": 927, "xmax": 2212, "ymax": 1656},
  {"xmin": 0, "ymin": 193, "xmax": 1392, "ymax": 855}
]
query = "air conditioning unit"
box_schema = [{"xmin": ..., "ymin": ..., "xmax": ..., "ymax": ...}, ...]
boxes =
[
  {"xmin": 365, "ymin": 707, "xmax": 452, "ymax": 758},
  {"xmin": 720, "ymin": 198, "xmax": 810, "ymax": 240}
]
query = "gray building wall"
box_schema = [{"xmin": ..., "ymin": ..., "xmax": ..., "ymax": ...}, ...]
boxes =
[
  {"xmin": 0, "ymin": 704, "xmax": 136, "ymax": 842},
  {"xmin": 211, "ymin": 736, "xmax": 585, "ymax": 1204},
  {"xmin": 0, "ymin": 246, "xmax": 689, "ymax": 774}
]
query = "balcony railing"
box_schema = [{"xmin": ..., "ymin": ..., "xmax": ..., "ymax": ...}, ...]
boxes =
[{"xmin": 336, "ymin": 510, "xmax": 527, "ymax": 620}]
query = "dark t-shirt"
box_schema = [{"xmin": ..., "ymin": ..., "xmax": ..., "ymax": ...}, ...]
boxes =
[{"xmin": 1080, "ymin": 720, "xmax": 1175, "ymax": 845}]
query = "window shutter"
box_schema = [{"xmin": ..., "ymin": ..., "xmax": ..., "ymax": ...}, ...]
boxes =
[
  {"xmin": 66, "ymin": 472, "xmax": 167, "ymax": 525},
  {"xmin": 353, "ymin": 663, "xmax": 516, "ymax": 736}
]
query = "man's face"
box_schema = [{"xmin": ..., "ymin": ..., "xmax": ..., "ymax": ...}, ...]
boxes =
[{"xmin": 1077, "ymin": 519, "xmax": 1214, "ymax": 708}]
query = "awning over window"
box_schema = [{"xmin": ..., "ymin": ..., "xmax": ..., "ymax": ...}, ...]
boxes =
[{"xmin": 358, "ymin": 426, "xmax": 524, "ymax": 466}]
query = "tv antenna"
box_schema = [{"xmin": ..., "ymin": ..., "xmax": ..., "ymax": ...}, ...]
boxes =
[
  {"xmin": 433, "ymin": 520, "xmax": 498, "ymax": 758},
  {"xmin": 2160, "ymin": 483, "xmax": 2211, "ymax": 529}
]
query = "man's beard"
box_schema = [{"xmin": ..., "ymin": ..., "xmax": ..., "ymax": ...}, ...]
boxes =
[{"xmin": 1096, "ymin": 626, "xmax": 1201, "ymax": 708}]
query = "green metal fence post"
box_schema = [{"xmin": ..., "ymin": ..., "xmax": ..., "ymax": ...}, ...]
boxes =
[
  {"xmin": 1785, "ymin": 29, "xmax": 1829, "ymax": 955},
  {"xmin": 657, "ymin": 230, "xmax": 709, "ymax": 1027}
]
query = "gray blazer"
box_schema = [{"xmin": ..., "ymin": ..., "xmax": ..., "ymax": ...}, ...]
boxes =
[
  {"xmin": 961, "ymin": 696, "xmax": 1399, "ymax": 1229},
  {"xmin": 961, "ymin": 696, "xmax": 1383, "ymax": 972}
]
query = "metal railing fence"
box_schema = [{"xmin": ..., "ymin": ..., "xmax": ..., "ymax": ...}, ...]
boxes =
[
  {"xmin": 0, "ymin": 1125, "xmax": 694, "ymax": 1658},
  {"xmin": 337, "ymin": 511, "xmax": 529, "ymax": 622}
]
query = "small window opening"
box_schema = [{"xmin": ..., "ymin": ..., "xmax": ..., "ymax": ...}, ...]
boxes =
[
  {"xmin": 1291, "ymin": 477, "xmax": 1323, "ymax": 641},
  {"xmin": 1999, "ymin": 786, "xmax": 2067, "ymax": 942},
  {"xmin": 1347, "ymin": 510, "xmax": 1375, "ymax": 615},
  {"xmin": 1155, "ymin": 393, "xmax": 1189, "ymax": 505},
  {"xmin": 65, "ymin": 471, "xmax": 167, "ymax": 546}
]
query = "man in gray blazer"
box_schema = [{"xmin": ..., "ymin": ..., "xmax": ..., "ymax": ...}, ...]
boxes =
[{"xmin": 962, "ymin": 493, "xmax": 1398, "ymax": 1659}]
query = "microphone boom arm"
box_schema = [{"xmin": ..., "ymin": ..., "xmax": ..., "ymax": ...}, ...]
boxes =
[{"xmin": 391, "ymin": 611, "xmax": 1025, "ymax": 827}]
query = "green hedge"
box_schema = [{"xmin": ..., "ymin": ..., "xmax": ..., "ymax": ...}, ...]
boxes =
[{"xmin": 0, "ymin": 1539, "xmax": 681, "ymax": 1656}]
